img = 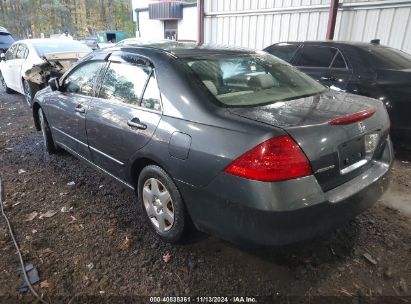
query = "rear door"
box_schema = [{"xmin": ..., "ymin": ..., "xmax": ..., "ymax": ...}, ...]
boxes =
[
  {"xmin": 294, "ymin": 45, "xmax": 352, "ymax": 91},
  {"xmin": 86, "ymin": 53, "xmax": 162, "ymax": 180},
  {"xmin": 46, "ymin": 60, "xmax": 105, "ymax": 159}
]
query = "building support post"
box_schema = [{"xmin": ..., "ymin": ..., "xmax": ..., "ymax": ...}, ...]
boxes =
[
  {"xmin": 198, "ymin": 0, "xmax": 205, "ymax": 45},
  {"xmin": 326, "ymin": 0, "xmax": 339, "ymax": 40}
]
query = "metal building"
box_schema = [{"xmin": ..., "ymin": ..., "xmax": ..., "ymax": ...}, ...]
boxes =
[
  {"xmin": 133, "ymin": 0, "xmax": 198, "ymax": 41},
  {"xmin": 203, "ymin": 0, "xmax": 411, "ymax": 53}
]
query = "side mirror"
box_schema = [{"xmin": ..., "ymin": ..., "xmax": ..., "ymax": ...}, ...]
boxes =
[
  {"xmin": 0, "ymin": 53, "xmax": 6, "ymax": 61},
  {"xmin": 48, "ymin": 77, "xmax": 60, "ymax": 91}
]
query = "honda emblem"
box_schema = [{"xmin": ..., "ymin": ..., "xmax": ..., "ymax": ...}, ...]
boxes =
[{"xmin": 358, "ymin": 122, "xmax": 365, "ymax": 133}]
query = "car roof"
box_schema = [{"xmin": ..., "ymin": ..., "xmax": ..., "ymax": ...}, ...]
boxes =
[
  {"xmin": 105, "ymin": 43, "xmax": 258, "ymax": 59},
  {"xmin": 0, "ymin": 26, "xmax": 10, "ymax": 34},
  {"xmin": 274, "ymin": 40, "xmax": 388, "ymax": 49}
]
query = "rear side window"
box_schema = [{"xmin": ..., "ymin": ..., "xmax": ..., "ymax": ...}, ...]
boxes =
[
  {"xmin": 331, "ymin": 52, "xmax": 347, "ymax": 69},
  {"xmin": 16, "ymin": 44, "xmax": 28, "ymax": 59},
  {"xmin": 264, "ymin": 43, "xmax": 299, "ymax": 62},
  {"xmin": 64, "ymin": 61, "xmax": 105, "ymax": 96},
  {"xmin": 99, "ymin": 62, "xmax": 151, "ymax": 105},
  {"xmin": 141, "ymin": 73, "xmax": 161, "ymax": 111},
  {"xmin": 295, "ymin": 46, "xmax": 337, "ymax": 67}
]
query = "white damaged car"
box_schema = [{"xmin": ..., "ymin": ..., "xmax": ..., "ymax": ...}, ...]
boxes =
[{"xmin": 0, "ymin": 39, "xmax": 91, "ymax": 106}]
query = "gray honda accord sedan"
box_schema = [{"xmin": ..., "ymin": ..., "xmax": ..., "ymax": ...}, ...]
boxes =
[{"xmin": 31, "ymin": 44, "xmax": 393, "ymax": 245}]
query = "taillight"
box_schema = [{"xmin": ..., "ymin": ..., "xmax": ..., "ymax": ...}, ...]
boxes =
[
  {"xmin": 329, "ymin": 108, "xmax": 376, "ymax": 125},
  {"xmin": 224, "ymin": 135, "xmax": 312, "ymax": 182}
]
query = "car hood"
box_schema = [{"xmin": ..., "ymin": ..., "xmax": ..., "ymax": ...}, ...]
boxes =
[
  {"xmin": 25, "ymin": 51, "xmax": 90, "ymax": 85},
  {"xmin": 42, "ymin": 51, "xmax": 90, "ymax": 61},
  {"xmin": 228, "ymin": 90, "xmax": 380, "ymax": 128}
]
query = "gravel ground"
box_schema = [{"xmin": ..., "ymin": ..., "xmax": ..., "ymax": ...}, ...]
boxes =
[{"xmin": 0, "ymin": 92, "xmax": 410, "ymax": 303}]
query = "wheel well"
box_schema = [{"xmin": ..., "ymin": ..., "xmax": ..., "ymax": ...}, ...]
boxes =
[
  {"xmin": 130, "ymin": 158, "xmax": 161, "ymax": 188},
  {"xmin": 32, "ymin": 102, "xmax": 41, "ymax": 131},
  {"xmin": 22, "ymin": 78, "xmax": 42, "ymax": 91}
]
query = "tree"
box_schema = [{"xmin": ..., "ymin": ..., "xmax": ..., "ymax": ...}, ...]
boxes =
[{"xmin": 0, "ymin": 0, "xmax": 134, "ymax": 39}]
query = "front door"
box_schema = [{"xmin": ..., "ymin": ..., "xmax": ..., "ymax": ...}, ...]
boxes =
[
  {"xmin": 86, "ymin": 55, "xmax": 162, "ymax": 180},
  {"xmin": 46, "ymin": 60, "xmax": 105, "ymax": 159},
  {"xmin": 12, "ymin": 43, "xmax": 29, "ymax": 93},
  {"xmin": 1, "ymin": 43, "xmax": 18, "ymax": 90}
]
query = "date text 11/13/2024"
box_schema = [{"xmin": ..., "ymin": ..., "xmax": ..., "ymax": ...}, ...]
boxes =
[{"xmin": 149, "ymin": 296, "xmax": 258, "ymax": 303}]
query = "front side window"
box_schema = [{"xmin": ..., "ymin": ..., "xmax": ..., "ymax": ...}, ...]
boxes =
[
  {"xmin": 183, "ymin": 53, "xmax": 326, "ymax": 107},
  {"xmin": 63, "ymin": 61, "xmax": 104, "ymax": 96},
  {"xmin": 265, "ymin": 43, "xmax": 300, "ymax": 63},
  {"xmin": 99, "ymin": 62, "xmax": 151, "ymax": 105},
  {"xmin": 295, "ymin": 46, "xmax": 337, "ymax": 68},
  {"xmin": 5, "ymin": 44, "xmax": 17, "ymax": 60}
]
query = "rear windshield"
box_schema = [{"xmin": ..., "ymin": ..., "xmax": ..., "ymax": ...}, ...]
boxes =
[
  {"xmin": 183, "ymin": 53, "xmax": 326, "ymax": 107},
  {"xmin": 32, "ymin": 40, "xmax": 91, "ymax": 57},
  {"xmin": 119, "ymin": 39, "xmax": 195, "ymax": 50},
  {"xmin": 0, "ymin": 33, "xmax": 14, "ymax": 44},
  {"xmin": 360, "ymin": 46, "xmax": 411, "ymax": 70}
]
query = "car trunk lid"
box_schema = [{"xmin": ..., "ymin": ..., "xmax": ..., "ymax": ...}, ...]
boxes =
[{"xmin": 229, "ymin": 91, "xmax": 390, "ymax": 191}]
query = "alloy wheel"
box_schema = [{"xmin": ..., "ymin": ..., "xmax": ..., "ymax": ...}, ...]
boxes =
[
  {"xmin": 142, "ymin": 178, "xmax": 175, "ymax": 233},
  {"xmin": 38, "ymin": 109, "xmax": 48, "ymax": 148}
]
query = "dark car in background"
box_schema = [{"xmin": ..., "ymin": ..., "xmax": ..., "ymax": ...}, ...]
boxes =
[
  {"xmin": 31, "ymin": 45, "xmax": 393, "ymax": 245},
  {"xmin": 0, "ymin": 26, "xmax": 15, "ymax": 53},
  {"xmin": 264, "ymin": 41, "xmax": 411, "ymax": 141}
]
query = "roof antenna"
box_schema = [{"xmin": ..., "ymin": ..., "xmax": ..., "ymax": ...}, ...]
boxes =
[{"xmin": 370, "ymin": 39, "xmax": 380, "ymax": 45}]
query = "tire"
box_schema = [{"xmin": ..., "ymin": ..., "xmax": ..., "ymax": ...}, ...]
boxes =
[
  {"xmin": 0, "ymin": 71, "xmax": 13, "ymax": 94},
  {"xmin": 23, "ymin": 79, "xmax": 39, "ymax": 107},
  {"xmin": 38, "ymin": 107, "xmax": 58, "ymax": 154},
  {"xmin": 138, "ymin": 165, "xmax": 188, "ymax": 243}
]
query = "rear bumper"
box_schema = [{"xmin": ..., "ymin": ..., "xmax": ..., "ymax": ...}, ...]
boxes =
[{"xmin": 179, "ymin": 137, "xmax": 393, "ymax": 246}]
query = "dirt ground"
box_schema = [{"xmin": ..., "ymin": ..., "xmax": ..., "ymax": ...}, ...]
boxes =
[{"xmin": 0, "ymin": 92, "xmax": 410, "ymax": 303}]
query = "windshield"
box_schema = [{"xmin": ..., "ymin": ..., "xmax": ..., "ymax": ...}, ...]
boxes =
[
  {"xmin": 360, "ymin": 46, "xmax": 411, "ymax": 70},
  {"xmin": 183, "ymin": 53, "xmax": 326, "ymax": 107},
  {"xmin": 0, "ymin": 33, "xmax": 14, "ymax": 44},
  {"xmin": 33, "ymin": 40, "xmax": 91, "ymax": 57}
]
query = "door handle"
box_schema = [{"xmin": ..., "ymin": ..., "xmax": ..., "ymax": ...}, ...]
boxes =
[
  {"xmin": 321, "ymin": 76, "xmax": 338, "ymax": 82},
  {"xmin": 127, "ymin": 118, "xmax": 147, "ymax": 130},
  {"xmin": 75, "ymin": 104, "xmax": 86, "ymax": 113}
]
